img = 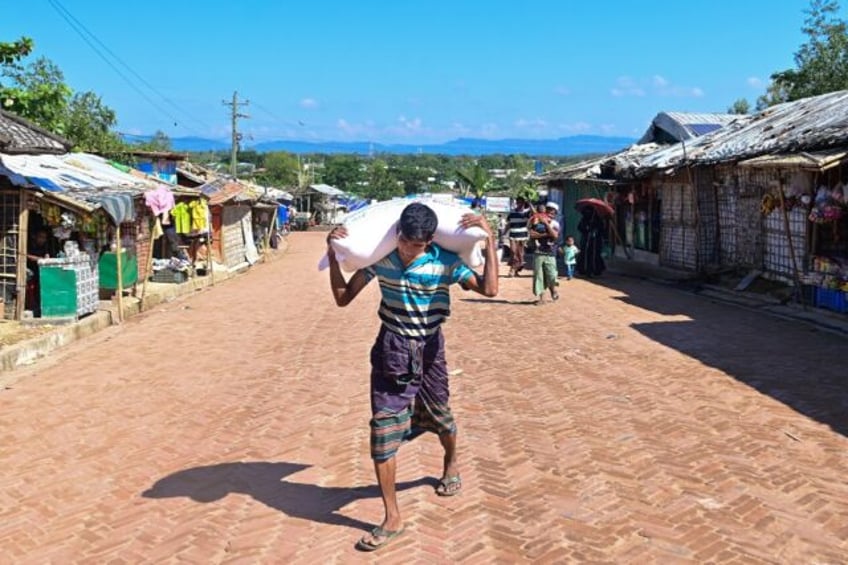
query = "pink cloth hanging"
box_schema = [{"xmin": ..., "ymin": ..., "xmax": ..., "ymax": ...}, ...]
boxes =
[{"xmin": 144, "ymin": 186, "xmax": 176, "ymax": 215}]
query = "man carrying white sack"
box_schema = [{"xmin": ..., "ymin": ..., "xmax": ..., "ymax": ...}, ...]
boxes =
[{"xmin": 326, "ymin": 202, "xmax": 498, "ymax": 552}]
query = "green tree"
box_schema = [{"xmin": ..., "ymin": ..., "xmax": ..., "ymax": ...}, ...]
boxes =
[
  {"xmin": 133, "ymin": 130, "xmax": 172, "ymax": 152},
  {"xmin": 363, "ymin": 159, "xmax": 403, "ymax": 201},
  {"xmin": 258, "ymin": 151, "xmax": 299, "ymax": 187},
  {"xmin": 456, "ymin": 164, "xmax": 491, "ymax": 199},
  {"xmin": 0, "ymin": 37, "xmax": 33, "ymax": 66},
  {"xmin": 1, "ymin": 37, "xmax": 126, "ymax": 154},
  {"xmin": 64, "ymin": 91, "xmax": 124, "ymax": 153},
  {"xmin": 322, "ymin": 155, "xmax": 363, "ymax": 191},
  {"xmin": 758, "ymin": 0, "xmax": 848, "ymax": 108},
  {"xmin": 1, "ymin": 56, "xmax": 71, "ymax": 134},
  {"xmin": 395, "ymin": 165, "xmax": 428, "ymax": 195},
  {"xmin": 727, "ymin": 98, "xmax": 750, "ymax": 114}
]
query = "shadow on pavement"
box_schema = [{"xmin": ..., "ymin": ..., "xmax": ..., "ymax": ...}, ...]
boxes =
[
  {"xmin": 459, "ymin": 298, "xmax": 538, "ymax": 305},
  {"xmin": 586, "ymin": 273, "xmax": 848, "ymax": 438},
  {"xmin": 142, "ymin": 461, "xmax": 436, "ymax": 532}
]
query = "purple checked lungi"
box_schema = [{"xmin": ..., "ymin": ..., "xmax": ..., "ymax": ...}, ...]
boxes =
[{"xmin": 369, "ymin": 326, "xmax": 456, "ymax": 461}]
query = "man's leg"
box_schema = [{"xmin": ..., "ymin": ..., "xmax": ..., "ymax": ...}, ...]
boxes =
[
  {"xmin": 515, "ymin": 241, "xmax": 525, "ymax": 274},
  {"xmin": 373, "ymin": 456, "xmax": 402, "ymax": 531},
  {"xmin": 532, "ymin": 254, "xmax": 545, "ymax": 301},
  {"xmin": 438, "ymin": 430, "xmax": 460, "ymax": 479},
  {"xmin": 546, "ymin": 257, "xmax": 560, "ymax": 299},
  {"xmin": 363, "ymin": 328, "xmax": 417, "ymax": 548},
  {"xmin": 362, "ymin": 412, "xmax": 409, "ymax": 547},
  {"xmin": 507, "ymin": 240, "xmax": 517, "ymax": 275}
]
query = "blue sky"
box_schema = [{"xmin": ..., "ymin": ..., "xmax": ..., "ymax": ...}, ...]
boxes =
[{"xmin": 2, "ymin": 0, "xmax": 822, "ymax": 144}]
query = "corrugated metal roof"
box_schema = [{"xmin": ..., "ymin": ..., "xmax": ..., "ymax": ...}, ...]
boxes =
[
  {"xmin": 307, "ymin": 183, "xmax": 345, "ymax": 196},
  {"xmin": 0, "ymin": 110, "xmax": 71, "ymax": 154},
  {"xmin": 638, "ymin": 111, "xmax": 743, "ymax": 144},
  {"xmin": 575, "ymin": 90, "xmax": 848, "ymax": 181},
  {"xmin": 540, "ymin": 143, "xmax": 662, "ymax": 182},
  {"xmin": 662, "ymin": 112, "xmax": 741, "ymax": 127},
  {"xmin": 640, "ymin": 90, "xmax": 848, "ymax": 172},
  {"xmin": 1, "ymin": 152, "xmax": 162, "ymax": 192},
  {"xmin": 0, "ymin": 152, "xmax": 174, "ymax": 222},
  {"xmin": 199, "ymin": 177, "xmax": 260, "ymax": 205}
]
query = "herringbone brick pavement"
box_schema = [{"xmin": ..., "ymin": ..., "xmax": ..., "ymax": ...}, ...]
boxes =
[{"xmin": 0, "ymin": 232, "xmax": 846, "ymax": 564}]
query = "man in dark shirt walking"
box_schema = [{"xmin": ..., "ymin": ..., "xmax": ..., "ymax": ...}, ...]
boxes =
[{"xmin": 506, "ymin": 197, "xmax": 531, "ymax": 276}]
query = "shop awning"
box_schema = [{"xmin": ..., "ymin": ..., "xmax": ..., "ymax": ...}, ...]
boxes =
[
  {"xmin": 0, "ymin": 152, "xmax": 167, "ymax": 223},
  {"xmin": 737, "ymin": 148, "xmax": 848, "ymax": 171}
]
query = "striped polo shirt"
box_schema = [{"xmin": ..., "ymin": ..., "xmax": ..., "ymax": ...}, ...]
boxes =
[
  {"xmin": 364, "ymin": 244, "xmax": 474, "ymax": 338},
  {"xmin": 507, "ymin": 208, "xmax": 530, "ymax": 240}
]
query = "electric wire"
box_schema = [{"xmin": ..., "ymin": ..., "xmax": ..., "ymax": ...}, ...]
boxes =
[{"xmin": 46, "ymin": 0, "xmax": 211, "ymax": 135}]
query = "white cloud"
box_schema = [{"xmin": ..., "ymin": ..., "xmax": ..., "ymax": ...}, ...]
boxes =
[
  {"xmin": 450, "ymin": 122, "xmax": 470, "ymax": 135},
  {"xmin": 611, "ymin": 76, "xmax": 646, "ymax": 97},
  {"xmin": 397, "ymin": 115, "xmax": 423, "ymax": 131},
  {"xmin": 514, "ymin": 118, "xmax": 549, "ymax": 129},
  {"xmin": 747, "ymin": 76, "xmax": 764, "ymax": 88},
  {"xmin": 613, "ymin": 75, "xmax": 703, "ymax": 98},
  {"xmin": 558, "ymin": 121, "xmax": 592, "ymax": 133},
  {"xmin": 300, "ymin": 98, "xmax": 319, "ymax": 109}
]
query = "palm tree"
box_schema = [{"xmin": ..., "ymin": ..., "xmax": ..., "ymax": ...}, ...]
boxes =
[{"xmin": 456, "ymin": 164, "xmax": 491, "ymax": 200}]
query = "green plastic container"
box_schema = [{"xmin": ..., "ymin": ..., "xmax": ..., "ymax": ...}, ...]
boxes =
[
  {"xmin": 39, "ymin": 265, "xmax": 77, "ymax": 318},
  {"xmin": 98, "ymin": 251, "xmax": 138, "ymax": 290}
]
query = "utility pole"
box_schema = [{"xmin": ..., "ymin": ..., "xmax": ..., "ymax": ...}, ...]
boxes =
[{"xmin": 222, "ymin": 91, "xmax": 249, "ymax": 178}]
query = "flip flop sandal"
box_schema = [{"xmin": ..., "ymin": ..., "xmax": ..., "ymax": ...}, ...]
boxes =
[
  {"xmin": 355, "ymin": 526, "xmax": 405, "ymax": 552},
  {"xmin": 435, "ymin": 475, "xmax": 462, "ymax": 497}
]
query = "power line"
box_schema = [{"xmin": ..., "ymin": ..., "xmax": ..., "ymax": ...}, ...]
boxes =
[
  {"xmin": 250, "ymin": 101, "xmax": 303, "ymax": 129},
  {"xmin": 223, "ymin": 91, "xmax": 249, "ymax": 177},
  {"xmin": 46, "ymin": 0, "xmax": 211, "ymax": 135}
]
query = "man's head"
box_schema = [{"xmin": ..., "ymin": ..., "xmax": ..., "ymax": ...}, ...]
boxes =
[
  {"xmin": 565, "ymin": 235, "xmax": 575, "ymax": 245},
  {"xmin": 516, "ymin": 197, "xmax": 526, "ymax": 209},
  {"xmin": 399, "ymin": 202, "xmax": 438, "ymax": 241},
  {"xmin": 397, "ymin": 203, "xmax": 437, "ymax": 264},
  {"xmin": 33, "ymin": 229, "xmax": 48, "ymax": 246},
  {"xmin": 545, "ymin": 202, "xmax": 559, "ymax": 216}
]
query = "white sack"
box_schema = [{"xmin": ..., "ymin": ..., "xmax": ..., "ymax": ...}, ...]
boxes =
[{"xmin": 317, "ymin": 198, "xmax": 488, "ymax": 272}]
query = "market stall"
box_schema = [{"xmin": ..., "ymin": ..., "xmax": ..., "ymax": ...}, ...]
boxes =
[
  {"xmin": 803, "ymin": 181, "xmax": 848, "ymax": 312},
  {"xmin": 0, "ymin": 152, "xmax": 176, "ymax": 321}
]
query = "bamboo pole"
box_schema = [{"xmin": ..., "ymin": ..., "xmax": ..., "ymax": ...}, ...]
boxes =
[
  {"xmin": 776, "ymin": 180, "xmax": 806, "ymax": 309},
  {"xmin": 207, "ymin": 206, "xmax": 215, "ymax": 287},
  {"xmin": 263, "ymin": 212, "xmax": 278, "ymax": 261},
  {"xmin": 140, "ymin": 217, "xmax": 158, "ymax": 308},
  {"xmin": 115, "ymin": 224, "xmax": 124, "ymax": 323},
  {"xmin": 15, "ymin": 192, "xmax": 29, "ymax": 321},
  {"xmin": 609, "ymin": 216, "xmax": 632, "ymax": 260}
]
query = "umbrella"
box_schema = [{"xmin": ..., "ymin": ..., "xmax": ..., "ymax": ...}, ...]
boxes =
[{"xmin": 575, "ymin": 198, "xmax": 615, "ymax": 218}]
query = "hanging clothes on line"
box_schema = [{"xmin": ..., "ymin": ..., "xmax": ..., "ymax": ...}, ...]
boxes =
[
  {"xmin": 188, "ymin": 199, "xmax": 209, "ymax": 232},
  {"xmin": 171, "ymin": 201, "xmax": 191, "ymax": 234}
]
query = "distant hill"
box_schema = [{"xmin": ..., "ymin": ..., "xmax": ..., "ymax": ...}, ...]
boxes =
[
  {"xmin": 126, "ymin": 134, "xmax": 636, "ymax": 156},
  {"xmin": 171, "ymin": 136, "xmax": 230, "ymax": 152}
]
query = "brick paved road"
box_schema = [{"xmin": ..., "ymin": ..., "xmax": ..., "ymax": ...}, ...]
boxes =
[{"xmin": 1, "ymin": 232, "xmax": 846, "ymax": 564}]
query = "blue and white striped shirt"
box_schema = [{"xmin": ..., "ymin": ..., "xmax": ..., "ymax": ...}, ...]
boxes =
[{"xmin": 364, "ymin": 244, "xmax": 474, "ymax": 338}]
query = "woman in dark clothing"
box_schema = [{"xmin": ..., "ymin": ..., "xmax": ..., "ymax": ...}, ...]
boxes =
[{"xmin": 577, "ymin": 207, "xmax": 606, "ymax": 277}]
